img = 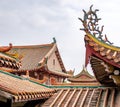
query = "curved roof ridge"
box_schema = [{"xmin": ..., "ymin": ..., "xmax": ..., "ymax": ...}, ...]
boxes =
[
  {"xmin": 12, "ymin": 43, "xmax": 54, "ymax": 49},
  {"xmin": 72, "ymin": 66, "xmax": 94, "ymax": 79},
  {"xmin": 87, "ymin": 33, "xmax": 120, "ymax": 51}
]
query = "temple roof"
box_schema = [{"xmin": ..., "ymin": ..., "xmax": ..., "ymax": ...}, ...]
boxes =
[
  {"xmin": 10, "ymin": 43, "xmax": 54, "ymax": 70},
  {"xmin": 42, "ymin": 87, "xmax": 118, "ymax": 107},
  {"xmin": 9, "ymin": 43, "xmax": 70, "ymax": 77},
  {"xmin": 0, "ymin": 70, "xmax": 55, "ymax": 102},
  {"xmin": 68, "ymin": 66, "xmax": 96, "ymax": 82}
]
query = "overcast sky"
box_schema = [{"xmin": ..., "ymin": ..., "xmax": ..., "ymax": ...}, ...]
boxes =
[{"xmin": 0, "ymin": 0, "xmax": 120, "ymax": 75}]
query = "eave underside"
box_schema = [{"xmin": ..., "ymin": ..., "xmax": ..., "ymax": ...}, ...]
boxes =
[{"xmin": 90, "ymin": 56, "xmax": 115, "ymax": 86}]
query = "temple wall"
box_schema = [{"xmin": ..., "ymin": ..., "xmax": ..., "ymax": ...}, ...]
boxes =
[{"xmin": 47, "ymin": 52, "xmax": 62, "ymax": 72}]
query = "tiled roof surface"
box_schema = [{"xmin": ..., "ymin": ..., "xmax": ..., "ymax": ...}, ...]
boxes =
[
  {"xmin": 10, "ymin": 43, "xmax": 70, "ymax": 77},
  {"xmin": 42, "ymin": 87, "xmax": 119, "ymax": 107},
  {"xmin": 0, "ymin": 70, "xmax": 55, "ymax": 102},
  {"xmin": 10, "ymin": 44, "xmax": 54, "ymax": 70}
]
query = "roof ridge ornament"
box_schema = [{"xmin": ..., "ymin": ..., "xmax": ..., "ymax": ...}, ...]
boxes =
[
  {"xmin": 52, "ymin": 37, "xmax": 57, "ymax": 43},
  {"xmin": 0, "ymin": 43, "xmax": 12, "ymax": 52},
  {"xmin": 79, "ymin": 5, "xmax": 113, "ymax": 45}
]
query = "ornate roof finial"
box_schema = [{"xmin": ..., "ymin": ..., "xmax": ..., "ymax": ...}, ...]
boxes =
[
  {"xmin": 53, "ymin": 37, "xmax": 56, "ymax": 43},
  {"xmin": 82, "ymin": 65, "xmax": 86, "ymax": 70},
  {"xmin": 0, "ymin": 43, "xmax": 12, "ymax": 52},
  {"xmin": 79, "ymin": 5, "xmax": 113, "ymax": 45}
]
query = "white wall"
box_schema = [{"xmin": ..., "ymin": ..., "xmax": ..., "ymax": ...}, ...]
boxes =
[{"xmin": 47, "ymin": 52, "xmax": 63, "ymax": 72}]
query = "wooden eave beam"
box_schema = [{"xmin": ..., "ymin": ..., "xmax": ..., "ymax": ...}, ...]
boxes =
[{"xmin": 87, "ymin": 44, "xmax": 120, "ymax": 69}]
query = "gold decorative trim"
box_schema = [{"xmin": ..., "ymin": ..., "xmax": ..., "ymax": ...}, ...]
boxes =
[{"xmin": 87, "ymin": 33, "xmax": 120, "ymax": 51}]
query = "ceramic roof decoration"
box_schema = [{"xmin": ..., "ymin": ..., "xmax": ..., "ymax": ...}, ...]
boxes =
[
  {"xmin": 79, "ymin": 5, "xmax": 120, "ymax": 86},
  {"xmin": 79, "ymin": 5, "xmax": 113, "ymax": 45},
  {"xmin": 67, "ymin": 66, "xmax": 98, "ymax": 83},
  {"xmin": 0, "ymin": 43, "xmax": 21, "ymax": 72},
  {"xmin": 62, "ymin": 66, "xmax": 100, "ymax": 86},
  {"xmin": 0, "ymin": 43, "xmax": 12, "ymax": 52}
]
